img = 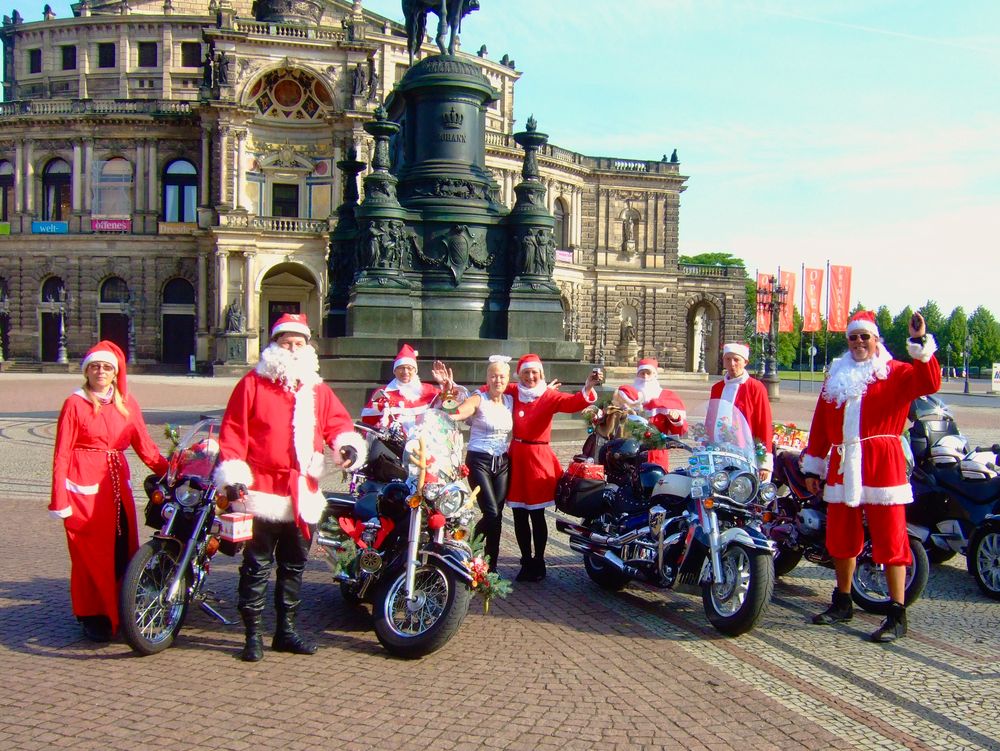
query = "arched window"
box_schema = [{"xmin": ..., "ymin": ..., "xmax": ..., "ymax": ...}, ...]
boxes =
[
  {"xmin": 41, "ymin": 276, "xmax": 66, "ymax": 302},
  {"xmin": 162, "ymin": 277, "xmax": 195, "ymax": 304},
  {"xmin": 98, "ymin": 276, "xmax": 130, "ymax": 355},
  {"xmin": 94, "ymin": 157, "xmax": 133, "ymax": 218},
  {"xmin": 0, "ymin": 161, "xmax": 13, "ymax": 223},
  {"xmin": 553, "ymin": 198, "xmax": 569, "ymax": 250},
  {"xmin": 100, "ymin": 276, "xmax": 130, "ymax": 304},
  {"xmin": 162, "ymin": 160, "xmax": 198, "ymax": 223},
  {"xmin": 42, "ymin": 159, "xmax": 71, "ymax": 221}
]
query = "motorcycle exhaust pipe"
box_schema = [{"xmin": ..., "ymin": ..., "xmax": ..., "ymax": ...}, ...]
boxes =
[
  {"xmin": 559, "ymin": 520, "xmax": 649, "ymax": 548},
  {"xmin": 568, "ymin": 539, "xmax": 643, "ymax": 579}
]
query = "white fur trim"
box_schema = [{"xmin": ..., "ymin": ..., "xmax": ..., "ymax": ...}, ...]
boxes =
[
  {"xmin": 839, "ymin": 396, "xmax": 863, "ymax": 505},
  {"xmin": 581, "ymin": 387, "xmax": 598, "ymax": 404},
  {"xmin": 271, "ymin": 320, "xmax": 311, "ymax": 340},
  {"xmin": 393, "ymin": 356, "xmax": 417, "ymax": 370},
  {"xmin": 506, "ymin": 500, "xmax": 555, "ymax": 510},
  {"xmin": 298, "ymin": 480, "xmax": 326, "ymax": 524},
  {"xmin": 213, "ymin": 459, "xmax": 254, "ymax": 489},
  {"xmin": 50, "ymin": 507, "xmax": 73, "ymax": 520},
  {"xmin": 846, "ymin": 318, "xmax": 879, "ymax": 337},
  {"xmin": 800, "ymin": 453, "xmax": 827, "ymax": 477},
  {"xmin": 333, "ymin": 431, "xmax": 368, "ymax": 469},
  {"xmin": 824, "ymin": 482, "xmax": 913, "ymax": 506},
  {"xmin": 81, "ymin": 350, "xmax": 119, "ymax": 372},
  {"xmin": 723, "ymin": 343, "xmax": 749, "ymax": 361},
  {"xmin": 65, "ymin": 478, "xmax": 99, "ymax": 495},
  {"xmin": 292, "ymin": 383, "xmax": 318, "ymax": 480},
  {"xmin": 306, "ymin": 451, "xmax": 326, "ymax": 480},
  {"xmin": 244, "ymin": 490, "xmax": 294, "ymax": 522},
  {"xmin": 906, "ymin": 333, "xmax": 938, "ymax": 363}
]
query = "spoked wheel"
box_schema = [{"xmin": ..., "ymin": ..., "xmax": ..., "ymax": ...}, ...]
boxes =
[
  {"xmin": 851, "ymin": 536, "xmax": 929, "ymax": 614},
  {"xmin": 119, "ymin": 539, "xmax": 190, "ymax": 655},
  {"xmin": 372, "ymin": 563, "xmax": 472, "ymax": 659},
  {"xmin": 967, "ymin": 525, "xmax": 1000, "ymax": 601},
  {"xmin": 702, "ymin": 544, "xmax": 774, "ymax": 636}
]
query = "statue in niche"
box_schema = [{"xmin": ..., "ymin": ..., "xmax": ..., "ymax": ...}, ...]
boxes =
[
  {"xmin": 517, "ymin": 230, "xmax": 547, "ymax": 277},
  {"xmin": 367, "ymin": 60, "xmax": 379, "ymax": 101},
  {"xmin": 537, "ymin": 228, "xmax": 555, "ymax": 277},
  {"xmin": 202, "ymin": 50, "xmax": 214, "ymax": 88},
  {"xmin": 352, "ymin": 63, "xmax": 367, "ymax": 97},
  {"xmin": 215, "ymin": 51, "xmax": 231, "ymax": 86},
  {"xmin": 224, "ymin": 298, "xmax": 245, "ymax": 333},
  {"xmin": 619, "ymin": 315, "xmax": 636, "ymax": 345}
]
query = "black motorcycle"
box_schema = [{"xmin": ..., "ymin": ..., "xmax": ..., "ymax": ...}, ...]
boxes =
[
  {"xmin": 119, "ymin": 419, "xmax": 250, "ymax": 655},
  {"xmin": 556, "ymin": 406, "xmax": 777, "ymax": 636},
  {"xmin": 316, "ymin": 410, "xmax": 481, "ymax": 658}
]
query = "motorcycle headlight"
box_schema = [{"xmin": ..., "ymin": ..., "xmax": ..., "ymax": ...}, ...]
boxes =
[
  {"xmin": 759, "ymin": 482, "xmax": 778, "ymax": 503},
  {"xmin": 709, "ymin": 471, "xmax": 730, "ymax": 493},
  {"xmin": 728, "ymin": 472, "xmax": 756, "ymax": 505},
  {"xmin": 422, "ymin": 483, "xmax": 444, "ymax": 502},
  {"xmin": 173, "ymin": 481, "xmax": 200, "ymax": 508},
  {"xmin": 435, "ymin": 485, "xmax": 466, "ymax": 518}
]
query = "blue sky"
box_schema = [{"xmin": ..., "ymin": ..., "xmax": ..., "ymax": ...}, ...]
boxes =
[{"xmin": 11, "ymin": 0, "xmax": 1000, "ymax": 317}]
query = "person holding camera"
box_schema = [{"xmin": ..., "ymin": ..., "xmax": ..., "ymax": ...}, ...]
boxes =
[
  {"xmin": 214, "ymin": 314, "xmax": 367, "ymax": 662},
  {"xmin": 802, "ymin": 310, "xmax": 940, "ymax": 642}
]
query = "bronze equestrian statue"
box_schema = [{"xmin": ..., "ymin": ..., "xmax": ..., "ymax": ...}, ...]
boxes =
[{"xmin": 403, "ymin": 0, "xmax": 480, "ymax": 62}]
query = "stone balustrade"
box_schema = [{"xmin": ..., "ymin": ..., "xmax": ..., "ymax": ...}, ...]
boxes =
[{"xmin": 0, "ymin": 99, "xmax": 193, "ymax": 116}]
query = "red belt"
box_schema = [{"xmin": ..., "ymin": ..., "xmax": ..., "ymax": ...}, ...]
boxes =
[{"xmin": 513, "ymin": 438, "xmax": 548, "ymax": 445}]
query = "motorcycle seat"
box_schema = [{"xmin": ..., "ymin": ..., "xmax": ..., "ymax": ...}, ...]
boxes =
[
  {"xmin": 324, "ymin": 491, "xmax": 380, "ymax": 521},
  {"xmin": 935, "ymin": 469, "xmax": 1000, "ymax": 505}
]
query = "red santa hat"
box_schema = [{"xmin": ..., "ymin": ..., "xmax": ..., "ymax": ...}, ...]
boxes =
[
  {"xmin": 722, "ymin": 342, "xmax": 750, "ymax": 361},
  {"xmin": 393, "ymin": 344, "xmax": 418, "ymax": 371},
  {"xmin": 517, "ymin": 353, "xmax": 543, "ymax": 374},
  {"xmin": 270, "ymin": 313, "xmax": 311, "ymax": 341},
  {"xmin": 636, "ymin": 358, "xmax": 659, "ymax": 375},
  {"xmin": 81, "ymin": 340, "xmax": 128, "ymax": 396},
  {"xmin": 846, "ymin": 309, "xmax": 879, "ymax": 338},
  {"xmin": 614, "ymin": 384, "xmax": 642, "ymax": 408}
]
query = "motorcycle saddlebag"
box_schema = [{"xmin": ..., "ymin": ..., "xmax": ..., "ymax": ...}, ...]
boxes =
[{"xmin": 555, "ymin": 472, "xmax": 607, "ymax": 517}]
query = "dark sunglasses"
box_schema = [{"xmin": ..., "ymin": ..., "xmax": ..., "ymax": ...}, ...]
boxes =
[{"xmin": 848, "ymin": 333, "xmax": 872, "ymax": 342}]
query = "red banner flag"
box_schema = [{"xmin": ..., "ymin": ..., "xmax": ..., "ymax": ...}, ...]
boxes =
[
  {"xmin": 779, "ymin": 270, "xmax": 796, "ymax": 333},
  {"xmin": 802, "ymin": 267, "xmax": 824, "ymax": 332},
  {"xmin": 828, "ymin": 265, "xmax": 852, "ymax": 332},
  {"xmin": 756, "ymin": 273, "xmax": 772, "ymax": 334}
]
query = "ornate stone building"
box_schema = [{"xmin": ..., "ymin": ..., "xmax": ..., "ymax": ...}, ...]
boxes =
[{"xmin": 0, "ymin": 0, "xmax": 745, "ymax": 374}]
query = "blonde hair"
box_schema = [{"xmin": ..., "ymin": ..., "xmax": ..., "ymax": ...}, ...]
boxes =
[
  {"xmin": 82, "ymin": 378, "xmax": 129, "ymax": 417},
  {"xmin": 486, "ymin": 360, "xmax": 511, "ymax": 376}
]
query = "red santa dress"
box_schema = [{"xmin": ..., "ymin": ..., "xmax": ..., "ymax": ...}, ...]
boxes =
[
  {"xmin": 507, "ymin": 386, "xmax": 596, "ymax": 509},
  {"xmin": 49, "ymin": 390, "xmax": 168, "ymax": 632},
  {"xmin": 709, "ymin": 372, "xmax": 774, "ymax": 472},
  {"xmin": 214, "ymin": 366, "xmax": 366, "ymax": 539},
  {"xmin": 644, "ymin": 390, "xmax": 688, "ymax": 471}
]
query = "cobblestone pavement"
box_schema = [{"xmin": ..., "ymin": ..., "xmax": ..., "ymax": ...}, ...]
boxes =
[{"xmin": 1, "ymin": 375, "xmax": 998, "ymax": 751}]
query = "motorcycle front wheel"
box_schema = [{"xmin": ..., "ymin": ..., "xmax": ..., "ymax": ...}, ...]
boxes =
[
  {"xmin": 702, "ymin": 544, "xmax": 775, "ymax": 636},
  {"xmin": 967, "ymin": 524, "xmax": 1000, "ymax": 601},
  {"xmin": 851, "ymin": 536, "xmax": 929, "ymax": 614},
  {"xmin": 372, "ymin": 563, "xmax": 472, "ymax": 659},
  {"xmin": 772, "ymin": 545, "xmax": 804, "ymax": 577},
  {"xmin": 119, "ymin": 539, "xmax": 190, "ymax": 655}
]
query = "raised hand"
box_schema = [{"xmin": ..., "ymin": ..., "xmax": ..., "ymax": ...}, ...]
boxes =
[
  {"xmin": 908, "ymin": 311, "xmax": 926, "ymax": 339},
  {"xmin": 431, "ymin": 360, "xmax": 454, "ymax": 388}
]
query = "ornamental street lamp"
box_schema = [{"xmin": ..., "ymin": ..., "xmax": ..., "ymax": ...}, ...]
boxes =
[
  {"xmin": 963, "ymin": 334, "xmax": 972, "ymax": 395},
  {"xmin": 756, "ymin": 275, "xmax": 788, "ymax": 401},
  {"xmin": 0, "ymin": 285, "xmax": 9, "ymax": 364},
  {"xmin": 944, "ymin": 343, "xmax": 952, "ymax": 382},
  {"xmin": 121, "ymin": 292, "xmax": 137, "ymax": 365},
  {"xmin": 56, "ymin": 286, "xmax": 69, "ymax": 365}
]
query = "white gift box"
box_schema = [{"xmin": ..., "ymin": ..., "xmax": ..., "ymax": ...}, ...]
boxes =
[{"xmin": 218, "ymin": 512, "xmax": 254, "ymax": 542}]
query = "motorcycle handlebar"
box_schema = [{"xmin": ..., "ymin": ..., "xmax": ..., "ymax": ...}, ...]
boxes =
[{"xmin": 974, "ymin": 444, "xmax": 1000, "ymax": 455}]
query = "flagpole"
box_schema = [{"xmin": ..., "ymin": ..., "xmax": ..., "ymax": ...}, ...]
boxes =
[
  {"xmin": 798, "ymin": 263, "xmax": 804, "ymax": 393},
  {"xmin": 823, "ymin": 259, "xmax": 830, "ymax": 371}
]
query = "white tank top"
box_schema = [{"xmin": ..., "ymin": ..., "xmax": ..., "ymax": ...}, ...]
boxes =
[{"xmin": 467, "ymin": 394, "xmax": 513, "ymax": 456}]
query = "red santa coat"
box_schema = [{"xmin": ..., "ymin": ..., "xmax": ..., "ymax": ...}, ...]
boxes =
[
  {"xmin": 709, "ymin": 374, "xmax": 774, "ymax": 472},
  {"xmin": 507, "ymin": 387, "xmax": 596, "ymax": 509},
  {"xmin": 644, "ymin": 389, "xmax": 687, "ymax": 471},
  {"xmin": 215, "ymin": 369, "xmax": 366, "ymax": 538},
  {"xmin": 801, "ymin": 342, "xmax": 941, "ymax": 506},
  {"xmin": 49, "ymin": 391, "xmax": 168, "ymax": 631},
  {"xmin": 360, "ymin": 382, "xmax": 441, "ymax": 429}
]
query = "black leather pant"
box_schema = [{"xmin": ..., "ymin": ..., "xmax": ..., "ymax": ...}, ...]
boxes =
[
  {"xmin": 237, "ymin": 518, "xmax": 313, "ymax": 620},
  {"xmin": 466, "ymin": 450, "xmax": 510, "ymax": 572}
]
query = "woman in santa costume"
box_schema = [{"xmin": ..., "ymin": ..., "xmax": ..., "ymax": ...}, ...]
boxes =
[
  {"xmin": 49, "ymin": 341, "xmax": 168, "ymax": 642},
  {"xmin": 708, "ymin": 343, "xmax": 774, "ymax": 479},
  {"xmin": 214, "ymin": 314, "xmax": 367, "ymax": 661},
  {"xmin": 803, "ymin": 310, "xmax": 939, "ymax": 643},
  {"xmin": 615, "ymin": 358, "xmax": 687, "ymax": 470},
  {"xmin": 360, "ymin": 343, "xmax": 462, "ymax": 432},
  {"xmin": 507, "ymin": 354, "xmax": 603, "ymax": 582}
]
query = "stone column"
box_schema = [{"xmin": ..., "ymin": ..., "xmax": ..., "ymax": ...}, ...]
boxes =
[
  {"xmin": 147, "ymin": 139, "xmax": 159, "ymax": 229},
  {"xmin": 83, "ymin": 139, "xmax": 94, "ymax": 213},
  {"xmin": 197, "ymin": 251, "xmax": 208, "ymax": 331},
  {"xmin": 217, "ymin": 125, "xmax": 229, "ymax": 207},
  {"xmin": 134, "ymin": 140, "xmax": 146, "ymax": 212},
  {"xmin": 199, "ymin": 124, "xmax": 212, "ymax": 203},
  {"xmin": 13, "ymin": 141, "xmax": 23, "ymax": 214},
  {"xmin": 243, "ymin": 249, "xmax": 255, "ymax": 333},
  {"xmin": 71, "ymin": 143, "xmax": 83, "ymax": 212},
  {"xmin": 119, "ymin": 26, "xmax": 130, "ymax": 98},
  {"xmin": 233, "ymin": 129, "xmax": 245, "ymax": 212},
  {"xmin": 23, "ymin": 141, "xmax": 34, "ymax": 215},
  {"xmin": 215, "ymin": 249, "xmax": 229, "ymax": 326}
]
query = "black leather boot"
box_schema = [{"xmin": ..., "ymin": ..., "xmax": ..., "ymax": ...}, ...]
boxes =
[
  {"xmin": 272, "ymin": 563, "xmax": 317, "ymax": 655},
  {"xmin": 812, "ymin": 589, "xmax": 854, "ymax": 625},
  {"xmin": 871, "ymin": 602, "xmax": 908, "ymax": 643},
  {"xmin": 79, "ymin": 615, "xmax": 112, "ymax": 643},
  {"xmin": 515, "ymin": 557, "xmax": 533, "ymax": 582},
  {"xmin": 527, "ymin": 556, "xmax": 546, "ymax": 582},
  {"xmin": 240, "ymin": 610, "xmax": 264, "ymax": 662}
]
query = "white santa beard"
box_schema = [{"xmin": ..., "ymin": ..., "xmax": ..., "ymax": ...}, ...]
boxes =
[
  {"xmin": 256, "ymin": 343, "xmax": 321, "ymax": 389},
  {"xmin": 389, "ymin": 377, "xmax": 424, "ymax": 402},
  {"xmin": 823, "ymin": 347, "xmax": 890, "ymax": 407},
  {"xmin": 517, "ymin": 380, "xmax": 547, "ymax": 402},
  {"xmin": 633, "ymin": 376, "xmax": 661, "ymax": 403}
]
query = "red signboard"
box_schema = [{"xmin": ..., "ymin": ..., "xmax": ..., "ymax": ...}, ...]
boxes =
[
  {"xmin": 827, "ymin": 265, "xmax": 852, "ymax": 332},
  {"xmin": 802, "ymin": 267, "xmax": 824, "ymax": 332},
  {"xmin": 779, "ymin": 270, "xmax": 796, "ymax": 333},
  {"xmin": 755, "ymin": 273, "xmax": 772, "ymax": 334}
]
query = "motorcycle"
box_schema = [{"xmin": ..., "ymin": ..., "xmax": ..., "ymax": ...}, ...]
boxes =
[
  {"xmin": 119, "ymin": 418, "xmax": 252, "ymax": 655},
  {"xmin": 315, "ymin": 409, "xmax": 481, "ymax": 658},
  {"xmin": 555, "ymin": 404, "xmax": 777, "ymax": 636},
  {"xmin": 767, "ymin": 447, "xmax": 930, "ymax": 614}
]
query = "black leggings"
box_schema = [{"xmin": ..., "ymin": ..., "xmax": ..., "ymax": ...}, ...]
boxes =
[
  {"xmin": 511, "ymin": 507, "xmax": 548, "ymax": 562},
  {"xmin": 466, "ymin": 451, "xmax": 509, "ymax": 571}
]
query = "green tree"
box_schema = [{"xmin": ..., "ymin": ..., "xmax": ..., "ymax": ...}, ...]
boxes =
[
  {"xmin": 918, "ymin": 300, "xmax": 946, "ymax": 335},
  {"xmin": 875, "ymin": 305, "xmax": 893, "ymax": 338},
  {"xmin": 942, "ymin": 307, "xmax": 968, "ymax": 373},
  {"xmin": 887, "ymin": 306, "xmax": 913, "ymax": 359},
  {"xmin": 968, "ymin": 306, "xmax": 1000, "ymax": 369},
  {"xmin": 776, "ymin": 306, "xmax": 800, "ymax": 369},
  {"xmin": 679, "ymin": 252, "xmax": 746, "ymax": 267}
]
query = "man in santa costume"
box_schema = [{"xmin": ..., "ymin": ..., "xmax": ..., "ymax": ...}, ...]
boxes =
[
  {"xmin": 215, "ymin": 314, "xmax": 367, "ymax": 662},
  {"xmin": 708, "ymin": 343, "xmax": 773, "ymax": 479},
  {"xmin": 507, "ymin": 354, "xmax": 603, "ymax": 581},
  {"xmin": 360, "ymin": 343, "xmax": 461, "ymax": 432},
  {"xmin": 802, "ymin": 310, "xmax": 939, "ymax": 642},
  {"xmin": 614, "ymin": 358, "xmax": 687, "ymax": 470}
]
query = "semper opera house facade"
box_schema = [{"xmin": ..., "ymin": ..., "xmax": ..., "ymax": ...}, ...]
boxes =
[{"xmin": 0, "ymin": 0, "xmax": 745, "ymax": 374}]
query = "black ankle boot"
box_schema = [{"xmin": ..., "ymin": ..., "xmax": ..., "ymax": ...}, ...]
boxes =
[
  {"xmin": 871, "ymin": 602, "xmax": 907, "ymax": 643},
  {"xmin": 79, "ymin": 615, "xmax": 112, "ymax": 643},
  {"xmin": 515, "ymin": 557, "xmax": 533, "ymax": 582},
  {"xmin": 272, "ymin": 612, "xmax": 317, "ymax": 655},
  {"xmin": 527, "ymin": 557, "xmax": 546, "ymax": 582},
  {"xmin": 812, "ymin": 589, "xmax": 854, "ymax": 625},
  {"xmin": 240, "ymin": 611, "xmax": 264, "ymax": 662}
]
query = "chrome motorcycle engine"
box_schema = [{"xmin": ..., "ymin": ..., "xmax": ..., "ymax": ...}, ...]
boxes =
[{"xmin": 796, "ymin": 508, "xmax": 825, "ymax": 538}]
